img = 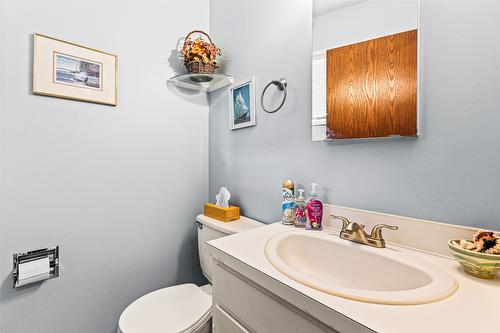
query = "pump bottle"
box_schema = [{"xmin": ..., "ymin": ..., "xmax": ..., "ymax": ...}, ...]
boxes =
[{"xmin": 306, "ymin": 183, "xmax": 323, "ymax": 230}]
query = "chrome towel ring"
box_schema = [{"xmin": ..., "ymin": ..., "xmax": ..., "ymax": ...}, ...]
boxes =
[{"xmin": 261, "ymin": 78, "xmax": 287, "ymax": 113}]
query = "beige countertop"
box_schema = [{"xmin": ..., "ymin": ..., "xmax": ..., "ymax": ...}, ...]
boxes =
[{"xmin": 207, "ymin": 222, "xmax": 500, "ymax": 333}]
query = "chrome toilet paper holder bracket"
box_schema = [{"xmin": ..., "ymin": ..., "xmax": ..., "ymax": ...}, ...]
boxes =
[{"xmin": 13, "ymin": 246, "xmax": 59, "ymax": 288}]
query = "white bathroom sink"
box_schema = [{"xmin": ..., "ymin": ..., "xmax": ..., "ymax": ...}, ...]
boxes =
[{"xmin": 265, "ymin": 231, "xmax": 458, "ymax": 305}]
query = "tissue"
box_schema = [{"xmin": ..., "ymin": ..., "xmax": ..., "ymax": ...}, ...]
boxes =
[
  {"xmin": 215, "ymin": 187, "xmax": 231, "ymax": 208},
  {"xmin": 18, "ymin": 257, "xmax": 51, "ymax": 287}
]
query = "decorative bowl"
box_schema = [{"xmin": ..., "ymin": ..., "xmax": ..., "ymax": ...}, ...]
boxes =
[{"xmin": 448, "ymin": 239, "xmax": 500, "ymax": 279}]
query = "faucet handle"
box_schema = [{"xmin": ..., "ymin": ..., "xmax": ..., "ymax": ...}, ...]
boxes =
[
  {"xmin": 330, "ymin": 215, "xmax": 350, "ymax": 230},
  {"xmin": 370, "ymin": 224, "xmax": 398, "ymax": 240}
]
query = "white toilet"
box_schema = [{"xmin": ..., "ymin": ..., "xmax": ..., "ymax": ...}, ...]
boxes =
[{"xmin": 118, "ymin": 215, "xmax": 263, "ymax": 333}]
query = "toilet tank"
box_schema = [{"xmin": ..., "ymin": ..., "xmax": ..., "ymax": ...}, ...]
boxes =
[{"xmin": 196, "ymin": 214, "xmax": 263, "ymax": 282}]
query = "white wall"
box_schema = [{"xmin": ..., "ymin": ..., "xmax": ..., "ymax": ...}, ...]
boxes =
[
  {"xmin": 0, "ymin": 1, "xmax": 209, "ymax": 332},
  {"xmin": 313, "ymin": 0, "xmax": 418, "ymax": 51},
  {"xmin": 209, "ymin": 0, "xmax": 500, "ymax": 231}
]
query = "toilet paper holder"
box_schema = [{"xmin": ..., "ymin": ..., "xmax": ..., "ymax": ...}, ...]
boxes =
[{"xmin": 12, "ymin": 246, "xmax": 59, "ymax": 288}]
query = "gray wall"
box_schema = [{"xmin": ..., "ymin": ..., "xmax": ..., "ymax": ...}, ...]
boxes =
[
  {"xmin": 209, "ymin": 0, "xmax": 500, "ymax": 230},
  {"xmin": 0, "ymin": 1, "xmax": 208, "ymax": 332}
]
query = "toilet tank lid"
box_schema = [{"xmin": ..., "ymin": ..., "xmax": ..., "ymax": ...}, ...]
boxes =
[{"xmin": 196, "ymin": 214, "xmax": 263, "ymax": 234}]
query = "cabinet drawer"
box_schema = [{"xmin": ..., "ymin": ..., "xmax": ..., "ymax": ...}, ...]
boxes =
[
  {"xmin": 213, "ymin": 305, "xmax": 250, "ymax": 333},
  {"xmin": 213, "ymin": 262, "xmax": 337, "ymax": 333}
]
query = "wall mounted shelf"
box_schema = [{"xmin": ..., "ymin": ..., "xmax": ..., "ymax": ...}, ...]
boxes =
[{"xmin": 168, "ymin": 73, "xmax": 234, "ymax": 92}]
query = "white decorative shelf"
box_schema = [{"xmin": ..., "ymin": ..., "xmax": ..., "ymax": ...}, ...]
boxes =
[{"xmin": 168, "ymin": 73, "xmax": 234, "ymax": 92}]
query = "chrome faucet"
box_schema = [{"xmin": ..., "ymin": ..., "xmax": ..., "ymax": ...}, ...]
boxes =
[{"xmin": 330, "ymin": 215, "xmax": 398, "ymax": 248}]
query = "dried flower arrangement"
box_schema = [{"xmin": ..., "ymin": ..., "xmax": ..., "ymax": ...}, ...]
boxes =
[{"xmin": 181, "ymin": 30, "xmax": 221, "ymax": 74}]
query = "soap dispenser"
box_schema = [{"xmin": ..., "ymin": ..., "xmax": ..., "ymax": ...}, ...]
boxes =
[
  {"xmin": 293, "ymin": 189, "xmax": 307, "ymax": 228},
  {"xmin": 306, "ymin": 183, "xmax": 323, "ymax": 230}
]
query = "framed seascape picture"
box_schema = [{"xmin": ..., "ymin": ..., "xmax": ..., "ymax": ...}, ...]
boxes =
[
  {"xmin": 229, "ymin": 77, "xmax": 256, "ymax": 130},
  {"xmin": 33, "ymin": 33, "xmax": 117, "ymax": 106}
]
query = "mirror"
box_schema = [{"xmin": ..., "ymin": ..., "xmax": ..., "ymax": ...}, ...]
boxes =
[{"xmin": 312, "ymin": 0, "xmax": 419, "ymax": 141}]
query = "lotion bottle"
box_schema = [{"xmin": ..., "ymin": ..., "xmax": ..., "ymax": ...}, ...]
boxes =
[
  {"xmin": 293, "ymin": 189, "xmax": 307, "ymax": 228},
  {"xmin": 306, "ymin": 183, "xmax": 323, "ymax": 230}
]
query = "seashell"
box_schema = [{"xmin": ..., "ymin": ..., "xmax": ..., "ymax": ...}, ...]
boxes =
[
  {"xmin": 472, "ymin": 230, "xmax": 496, "ymax": 242},
  {"xmin": 484, "ymin": 242, "xmax": 500, "ymax": 255},
  {"xmin": 472, "ymin": 230, "xmax": 499, "ymax": 253},
  {"xmin": 459, "ymin": 239, "xmax": 478, "ymax": 251}
]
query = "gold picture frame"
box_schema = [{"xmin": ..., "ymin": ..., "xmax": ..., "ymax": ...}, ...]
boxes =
[{"xmin": 33, "ymin": 33, "xmax": 117, "ymax": 106}]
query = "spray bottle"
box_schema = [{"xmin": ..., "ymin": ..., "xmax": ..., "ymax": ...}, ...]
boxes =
[{"xmin": 282, "ymin": 179, "xmax": 295, "ymax": 225}]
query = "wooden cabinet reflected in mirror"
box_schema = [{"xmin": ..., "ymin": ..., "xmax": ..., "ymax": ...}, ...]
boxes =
[
  {"xmin": 312, "ymin": 0, "xmax": 419, "ymax": 141},
  {"xmin": 327, "ymin": 30, "xmax": 417, "ymax": 139}
]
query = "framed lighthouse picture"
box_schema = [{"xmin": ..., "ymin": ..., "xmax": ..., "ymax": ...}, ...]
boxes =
[{"xmin": 229, "ymin": 77, "xmax": 256, "ymax": 130}]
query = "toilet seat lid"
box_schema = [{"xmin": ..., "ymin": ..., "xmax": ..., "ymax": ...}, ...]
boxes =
[{"xmin": 118, "ymin": 283, "xmax": 212, "ymax": 333}]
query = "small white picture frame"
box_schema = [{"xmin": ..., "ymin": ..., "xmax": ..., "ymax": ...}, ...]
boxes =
[{"xmin": 229, "ymin": 77, "xmax": 256, "ymax": 130}]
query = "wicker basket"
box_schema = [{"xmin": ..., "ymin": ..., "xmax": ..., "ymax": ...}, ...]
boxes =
[
  {"xmin": 186, "ymin": 61, "xmax": 216, "ymax": 74},
  {"xmin": 183, "ymin": 30, "xmax": 218, "ymax": 74},
  {"xmin": 204, "ymin": 203, "xmax": 240, "ymax": 222}
]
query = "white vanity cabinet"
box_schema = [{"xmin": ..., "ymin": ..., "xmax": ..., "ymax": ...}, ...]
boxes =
[
  {"xmin": 211, "ymin": 259, "xmax": 372, "ymax": 333},
  {"xmin": 212, "ymin": 261, "xmax": 338, "ymax": 333}
]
